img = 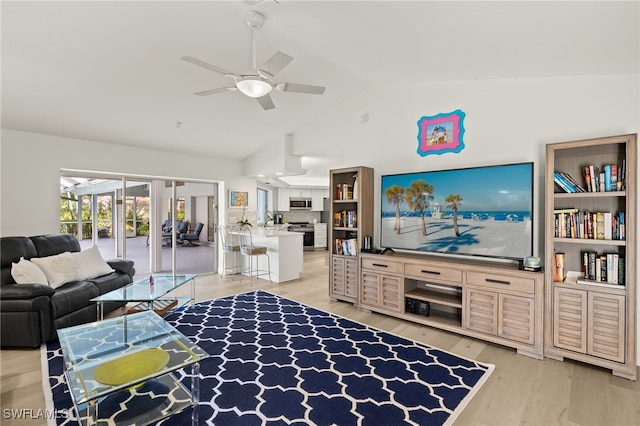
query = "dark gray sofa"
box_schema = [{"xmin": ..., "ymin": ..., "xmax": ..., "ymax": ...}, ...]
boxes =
[{"xmin": 0, "ymin": 234, "xmax": 135, "ymax": 348}]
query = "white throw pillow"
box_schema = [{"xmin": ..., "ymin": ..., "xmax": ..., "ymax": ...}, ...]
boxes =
[
  {"xmin": 71, "ymin": 246, "xmax": 114, "ymax": 279},
  {"xmin": 11, "ymin": 257, "xmax": 49, "ymax": 285},
  {"xmin": 31, "ymin": 252, "xmax": 84, "ymax": 289}
]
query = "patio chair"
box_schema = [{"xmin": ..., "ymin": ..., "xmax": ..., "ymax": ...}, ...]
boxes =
[{"xmin": 180, "ymin": 222, "xmax": 204, "ymax": 246}]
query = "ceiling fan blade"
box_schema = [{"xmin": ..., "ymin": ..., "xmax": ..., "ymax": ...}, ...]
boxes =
[
  {"xmin": 258, "ymin": 51, "xmax": 294, "ymax": 78},
  {"xmin": 256, "ymin": 93, "xmax": 275, "ymax": 110},
  {"xmin": 181, "ymin": 56, "xmax": 235, "ymax": 77},
  {"xmin": 194, "ymin": 87, "xmax": 237, "ymax": 96},
  {"xmin": 276, "ymin": 82, "xmax": 326, "ymax": 95}
]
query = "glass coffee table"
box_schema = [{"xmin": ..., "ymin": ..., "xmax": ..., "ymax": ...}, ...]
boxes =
[
  {"xmin": 57, "ymin": 311, "xmax": 208, "ymax": 425},
  {"xmin": 92, "ymin": 274, "xmax": 196, "ymax": 320}
]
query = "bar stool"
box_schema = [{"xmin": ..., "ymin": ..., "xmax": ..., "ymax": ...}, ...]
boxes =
[
  {"xmin": 237, "ymin": 226, "xmax": 271, "ymax": 283},
  {"xmin": 217, "ymin": 224, "xmax": 241, "ymax": 278}
]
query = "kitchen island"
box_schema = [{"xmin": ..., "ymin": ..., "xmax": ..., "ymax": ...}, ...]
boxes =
[{"xmin": 248, "ymin": 228, "xmax": 304, "ymax": 283}]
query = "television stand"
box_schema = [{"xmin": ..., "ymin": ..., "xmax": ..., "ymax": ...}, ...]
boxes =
[
  {"xmin": 381, "ymin": 247, "xmax": 395, "ymax": 255},
  {"xmin": 358, "ymin": 251, "xmax": 544, "ymax": 359}
]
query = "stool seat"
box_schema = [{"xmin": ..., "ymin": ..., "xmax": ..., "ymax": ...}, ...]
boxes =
[{"xmin": 237, "ymin": 226, "xmax": 271, "ymax": 283}]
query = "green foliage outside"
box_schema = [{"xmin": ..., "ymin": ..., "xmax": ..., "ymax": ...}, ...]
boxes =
[{"xmin": 60, "ymin": 195, "xmax": 150, "ymax": 239}]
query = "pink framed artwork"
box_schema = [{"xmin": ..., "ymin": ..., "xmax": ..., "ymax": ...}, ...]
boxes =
[{"xmin": 416, "ymin": 109, "xmax": 466, "ymax": 157}]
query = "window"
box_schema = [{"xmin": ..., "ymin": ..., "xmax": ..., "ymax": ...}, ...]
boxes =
[{"xmin": 257, "ymin": 188, "xmax": 268, "ymax": 224}]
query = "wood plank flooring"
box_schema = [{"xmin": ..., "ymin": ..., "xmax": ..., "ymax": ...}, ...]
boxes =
[{"xmin": 1, "ymin": 251, "xmax": 639, "ymax": 425}]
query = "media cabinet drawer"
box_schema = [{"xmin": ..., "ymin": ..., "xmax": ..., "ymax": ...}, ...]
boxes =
[
  {"xmin": 404, "ymin": 263, "xmax": 463, "ymax": 284},
  {"xmin": 467, "ymin": 271, "xmax": 535, "ymax": 294},
  {"xmin": 361, "ymin": 258, "xmax": 403, "ymax": 274}
]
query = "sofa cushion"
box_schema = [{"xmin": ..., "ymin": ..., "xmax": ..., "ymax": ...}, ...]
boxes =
[
  {"xmin": 1, "ymin": 237, "xmax": 38, "ymax": 286},
  {"xmin": 11, "ymin": 257, "xmax": 49, "ymax": 285},
  {"xmin": 107, "ymin": 259, "xmax": 135, "ymax": 275},
  {"xmin": 50, "ymin": 281, "xmax": 100, "ymax": 319},
  {"xmin": 90, "ymin": 272, "xmax": 132, "ymax": 295},
  {"xmin": 71, "ymin": 246, "xmax": 114, "ymax": 279},
  {"xmin": 30, "ymin": 234, "xmax": 80, "ymax": 257},
  {"xmin": 31, "ymin": 252, "xmax": 84, "ymax": 289}
]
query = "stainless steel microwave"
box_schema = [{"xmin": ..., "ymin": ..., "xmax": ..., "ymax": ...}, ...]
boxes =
[{"xmin": 290, "ymin": 198, "xmax": 312, "ymax": 209}]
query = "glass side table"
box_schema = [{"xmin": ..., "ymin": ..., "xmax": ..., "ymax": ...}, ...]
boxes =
[
  {"xmin": 92, "ymin": 274, "xmax": 196, "ymax": 320},
  {"xmin": 57, "ymin": 311, "xmax": 208, "ymax": 425}
]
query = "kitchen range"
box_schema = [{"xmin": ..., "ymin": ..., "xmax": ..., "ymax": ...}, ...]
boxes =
[{"xmin": 287, "ymin": 222, "xmax": 315, "ymax": 250}]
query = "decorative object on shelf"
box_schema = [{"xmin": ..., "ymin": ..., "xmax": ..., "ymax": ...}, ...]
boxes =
[
  {"xmin": 416, "ymin": 109, "xmax": 466, "ymax": 157},
  {"xmin": 93, "ymin": 348, "xmax": 170, "ymax": 386},
  {"xmin": 523, "ymin": 256, "xmax": 542, "ymax": 272},
  {"xmin": 229, "ymin": 190, "xmax": 249, "ymax": 208}
]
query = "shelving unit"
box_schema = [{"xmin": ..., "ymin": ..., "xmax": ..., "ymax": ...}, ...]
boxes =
[
  {"xmin": 329, "ymin": 166, "xmax": 374, "ymax": 303},
  {"xmin": 359, "ymin": 252, "xmax": 544, "ymax": 359},
  {"xmin": 544, "ymin": 134, "xmax": 637, "ymax": 380}
]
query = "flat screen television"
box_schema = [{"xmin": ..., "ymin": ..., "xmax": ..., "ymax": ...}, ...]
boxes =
[{"xmin": 380, "ymin": 162, "xmax": 534, "ymax": 262}]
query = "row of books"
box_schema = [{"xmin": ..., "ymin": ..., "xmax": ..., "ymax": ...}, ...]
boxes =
[
  {"xmin": 335, "ymin": 238, "xmax": 358, "ymax": 256},
  {"xmin": 553, "ymin": 209, "xmax": 625, "ymax": 240},
  {"xmin": 553, "ymin": 171, "xmax": 587, "ymax": 193},
  {"xmin": 553, "ymin": 160, "xmax": 627, "ymax": 193},
  {"xmin": 554, "ymin": 251, "xmax": 625, "ymax": 286},
  {"xmin": 582, "ymin": 161, "xmax": 626, "ymax": 192},
  {"xmin": 335, "ymin": 183, "xmax": 355, "ymax": 200},
  {"xmin": 334, "ymin": 210, "xmax": 357, "ymax": 228},
  {"xmin": 580, "ymin": 251, "xmax": 625, "ymax": 285}
]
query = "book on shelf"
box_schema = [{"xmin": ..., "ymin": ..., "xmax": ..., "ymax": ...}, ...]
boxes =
[
  {"xmin": 576, "ymin": 278, "xmax": 624, "ymax": 288},
  {"xmin": 336, "ymin": 183, "xmax": 354, "ymax": 200},
  {"xmin": 558, "ymin": 171, "xmax": 586, "ymax": 192},
  {"xmin": 554, "ymin": 171, "xmax": 580, "ymax": 193},
  {"xmin": 581, "ymin": 250, "xmax": 623, "ymax": 284},
  {"xmin": 581, "ymin": 162, "xmax": 627, "ymax": 192},
  {"xmin": 334, "ymin": 210, "xmax": 357, "ymax": 227},
  {"xmin": 335, "ymin": 238, "xmax": 358, "ymax": 256},
  {"xmin": 554, "ymin": 210, "xmax": 624, "ymax": 241}
]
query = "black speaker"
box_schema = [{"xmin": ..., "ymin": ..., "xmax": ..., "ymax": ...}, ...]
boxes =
[{"xmin": 405, "ymin": 297, "xmax": 430, "ymax": 317}]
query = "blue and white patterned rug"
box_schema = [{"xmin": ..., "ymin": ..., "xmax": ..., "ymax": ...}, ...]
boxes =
[{"xmin": 43, "ymin": 290, "xmax": 494, "ymax": 425}]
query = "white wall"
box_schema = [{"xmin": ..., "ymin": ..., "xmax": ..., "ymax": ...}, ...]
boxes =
[
  {"xmin": 294, "ymin": 74, "xmax": 639, "ymax": 254},
  {"xmin": 0, "ymin": 128, "xmax": 243, "ymax": 236},
  {"xmin": 293, "ymin": 73, "xmax": 640, "ymax": 364}
]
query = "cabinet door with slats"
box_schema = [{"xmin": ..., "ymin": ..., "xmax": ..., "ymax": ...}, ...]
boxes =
[
  {"xmin": 465, "ymin": 288, "xmax": 498, "ymax": 335},
  {"xmin": 588, "ymin": 292, "xmax": 625, "ymax": 363},
  {"xmin": 344, "ymin": 257, "xmax": 358, "ymax": 298},
  {"xmin": 360, "ymin": 271, "xmax": 381, "ymax": 306},
  {"xmin": 498, "ymin": 294, "xmax": 535, "ymax": 344},
  {"xmin": 331, "ymin": 257, "xmax": 345, "ymax": 295},
  {"xmin": 381, "ymin": 274, "xmax": 402, "ymax": 312},
  {"xmin": 553, "ymin": 287, "xmax": 587, "ymax": 353}
]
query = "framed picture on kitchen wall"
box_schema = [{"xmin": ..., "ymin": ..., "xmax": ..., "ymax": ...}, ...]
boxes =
[
  {"xmin": 229, "ymin": 190, "xmax": 248, "ymax": 209},
  {"xmin": 416, "ymin": 109, "xmax": 466, "ymax": 157}
]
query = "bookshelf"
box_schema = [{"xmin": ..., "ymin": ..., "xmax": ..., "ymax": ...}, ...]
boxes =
[
  {"xmin": 544, "ymin": 134, "xmax": 636, "ymax": 380},
  {"xmin": 329, "ymin": 166, "xmax": 374, "ymax": 303}
]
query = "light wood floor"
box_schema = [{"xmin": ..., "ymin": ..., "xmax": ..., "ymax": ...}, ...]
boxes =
[{"xmin": 1, "ymin": 251, "xmax": 639, "ymax": 425}]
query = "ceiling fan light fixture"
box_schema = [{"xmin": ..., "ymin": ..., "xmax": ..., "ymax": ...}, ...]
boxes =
[{"xmin": 236, "ymin": 77, "xmax": 272, "ymax": 98}]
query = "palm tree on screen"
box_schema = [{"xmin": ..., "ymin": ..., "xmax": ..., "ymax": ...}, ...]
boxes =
[
  {"xmin": 385, "ymin": 185, "xmax": 405, "ymax": 234},
  {"xmin": 445, "ymin": 194, "xmax": 463, "ymax": 237},
  {"xmin": 404, "ymin": 180, "xmax": 434, "ymax": 237}
]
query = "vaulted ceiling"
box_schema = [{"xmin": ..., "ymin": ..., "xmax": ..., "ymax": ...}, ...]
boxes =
[{"xmin": 2, "ymin": 1, "xmax": 638, "ymax": 179}]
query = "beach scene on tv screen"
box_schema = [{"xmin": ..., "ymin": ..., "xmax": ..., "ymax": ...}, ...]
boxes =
[{"xmin": 381, "ymin": 163, "xmax": 533, "ymax": 259}]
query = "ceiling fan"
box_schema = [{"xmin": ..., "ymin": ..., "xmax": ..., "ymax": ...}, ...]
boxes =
[{"xmin": 181, "ymin": 11, "xmax": 325, "ymax": 111}]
